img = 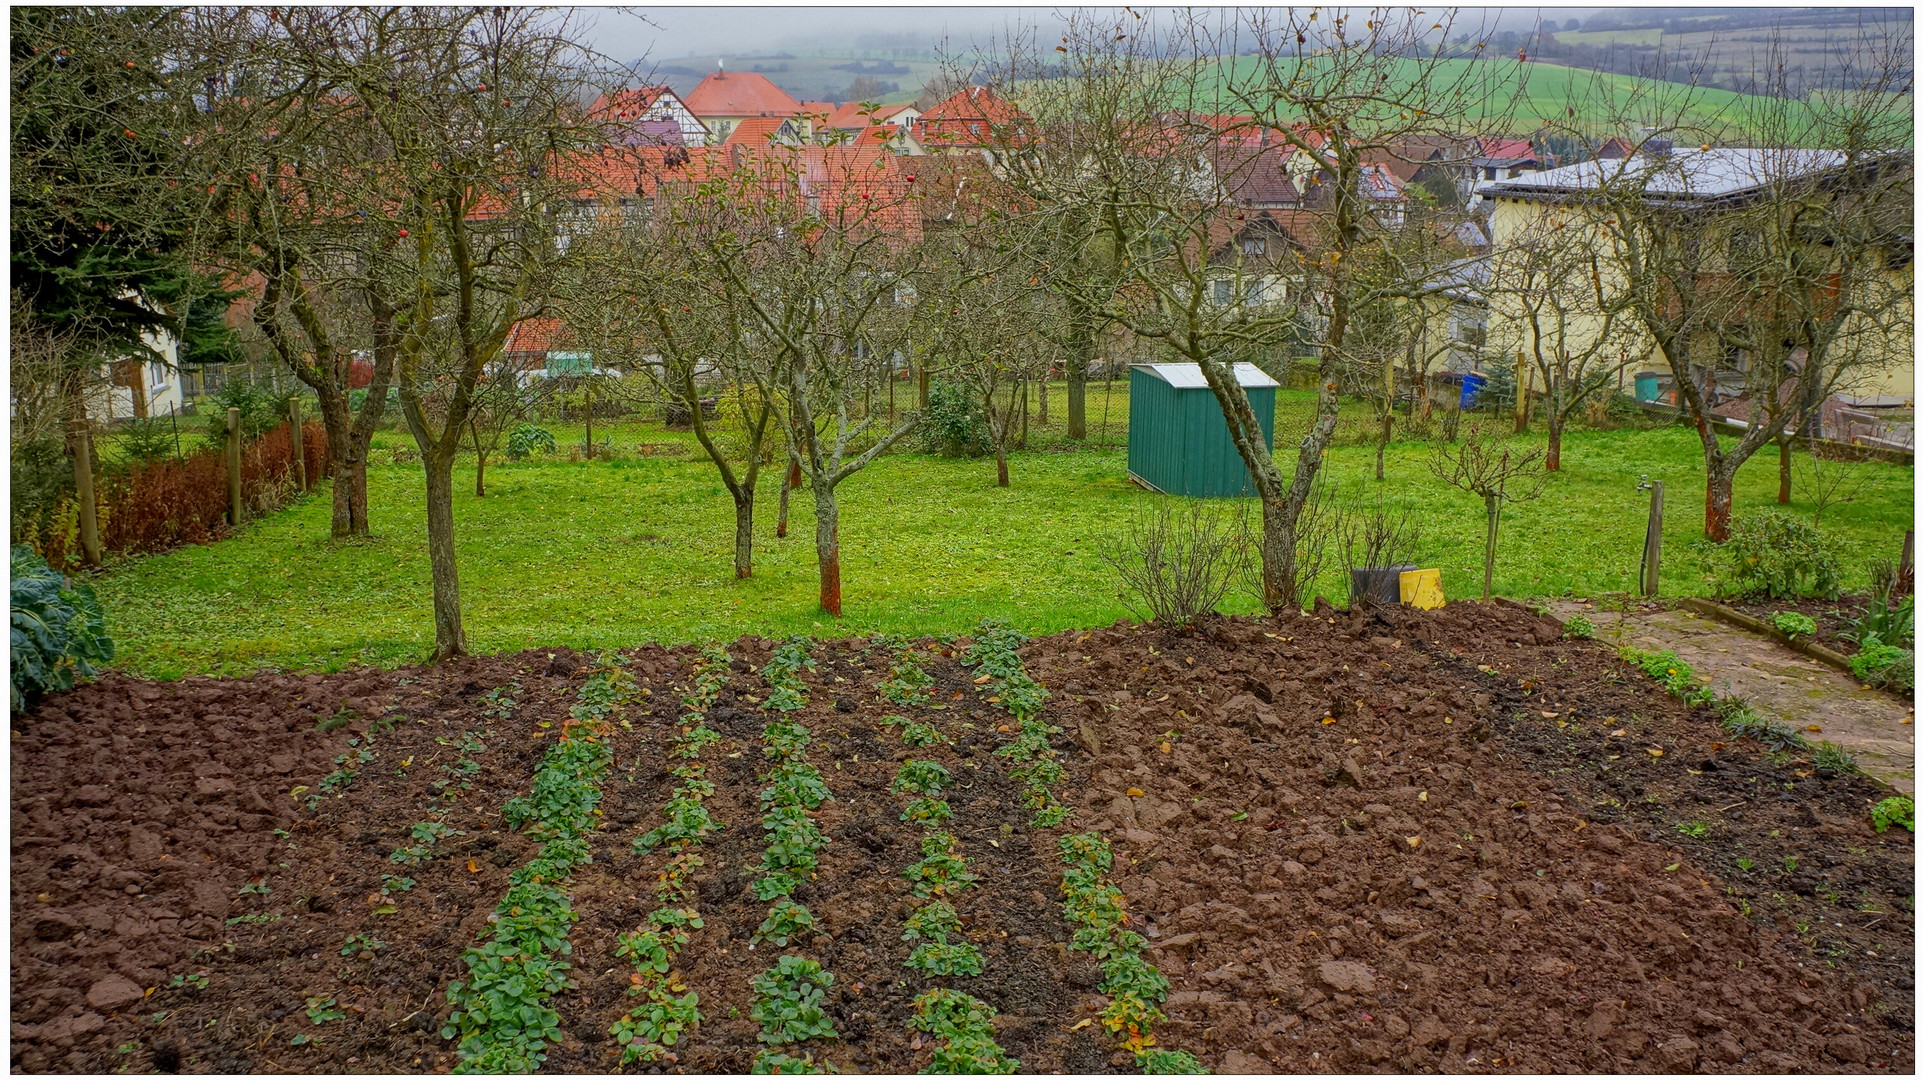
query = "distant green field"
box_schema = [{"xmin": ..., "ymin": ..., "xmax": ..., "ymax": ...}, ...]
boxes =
[{"xmin": 1555, "ymin": 28, "xmax": 1665, "ymax": 47}]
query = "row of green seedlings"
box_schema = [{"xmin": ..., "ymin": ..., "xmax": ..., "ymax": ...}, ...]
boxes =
[
  {"xmin": 749, "ymin": 637, "xmax": 840, "ymax": 1075},
  {"xmin": 1059, "ymin": 832, "xmax": 1206, "ymax": 1074},
  {"xmin": 960, "ymin": 622, "xmax": 1072, "ymax": 828},
  {"xmin": 440, "ymin": 656, "xmax": 631, "ymax": 1073},
  {"xmin": 882, "ymin": 644, "xmax": 1021, "ymax": 1074},
  {"xmin": 1620, "ymin": 647, "xmax": 1916, "ymax": 834},
  {"xmin": 612, "ymin": 645, "xmax": 732, "ymax": 1064},
  {"xmin": 378, "ymin": 720, "xmax": 499, "ymax": 908},
  {"xmin": 963, "ymin": 621, "xmax": 1204, "ymax": 1075}
]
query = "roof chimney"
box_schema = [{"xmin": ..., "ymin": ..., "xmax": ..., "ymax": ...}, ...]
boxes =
[{"xmin": 717, "ymin": 58, "xmax": 725, "ymax": 77}]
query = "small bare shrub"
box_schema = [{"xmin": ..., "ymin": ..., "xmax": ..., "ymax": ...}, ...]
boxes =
[
  {"xmin": 1333, "ymin": 494, "xmax": 1423, "ymax": 605},
  {"xmin": 1101, "ymin": 501, "xmax": 1249, "ymax": 630}
]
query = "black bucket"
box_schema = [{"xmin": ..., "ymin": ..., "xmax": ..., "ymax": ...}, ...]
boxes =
[{"xmin": 1350, "ymin": 564, "xmax": 1416, "ymax": 607}]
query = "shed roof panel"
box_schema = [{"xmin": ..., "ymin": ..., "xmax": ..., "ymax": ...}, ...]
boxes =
[{"xmin": 1134, "ymin": 362, "xmax": 1279, "ymax": 389}]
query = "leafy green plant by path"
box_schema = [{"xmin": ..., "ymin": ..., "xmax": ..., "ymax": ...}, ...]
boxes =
[
  {"xmin": 443, "ymin": 658, "xmax": 624, "ymax": 1073},
  {"xmin": 610, "ymin": 908, "xmax": 705, "ymax": 1064},
  {"xmin": 1619, "ymin": 647, "xmax": 1712, "ymax": 706},
  {"xmin": 909, "ymin": 989, "xmax": 1019, "ymax": 1074},
  {"xmin": 750, "ymin": 1050, "xmax": 836, "ymax": 1074},
  {"xmin": 10, "ymin": 544, "xmax": 113, "ymax": 711},
  {"xmin": 390, "ymin": 819, "xmax": 461, "ymax": 866},
  {"xmin": 1870, "ymin": 795, "xmax": 1914, "ymax": 833},
  {"xmin": 610, "ymin": 990, "xmax": 701, "ymax": 1065},
  {"xmin": 1706, "ymin": 510, "xmax": 1840, "ymax": 600},
  {"xmin": 1772, "ymin": 611, "xmax": 1818, "ymax": 639},
  {"xmin": 340, "ymin": 934, "xmax": 385, "ymax": 957},
  {"xmin": 1812, "ymin": 742, "xmax": 1861, "ymax": 777},
  {"xmin": 891, "ymin": 759, "xmax": 953, "ymax": 796},
  {"xmin": 1715, "ymin": 696, "xmax": 1807, "ymax": 753},
  {"xmin": 901, "ymin": 899, "xmax": 984, "ymax": 976},
  {"xmin": 1562, "ymin": 614, "xmax": 1596, "ymax": 640},
  {"xmin": 878, "ymin": 652, "xmax": 937, "ymax": 707},
  {"xmin": 505, "ymin": 423, "xmax": 557, "ymax": 461},
  {"xmin": 1849, "ymin": 633, "xmax": 1914, "ymax": 693}
]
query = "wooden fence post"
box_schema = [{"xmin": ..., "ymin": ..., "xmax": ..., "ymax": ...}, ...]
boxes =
[
  {"xmin": 1640, "ymin": 480, "xmax": 1664, "ymax": 597},
  {"xmin": 226, "ymin": 407, "xmax": 244, "ymax": 527},
  {"xmin": 289, "ymin": 398, "xmax": 307, "ymax": 491}
]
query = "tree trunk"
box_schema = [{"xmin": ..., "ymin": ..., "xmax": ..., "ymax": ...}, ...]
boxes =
[
  {"xmin": 995, "ymin": 445, "xmax": 1009, "ymax": 487},
  {"xmin": 1705, "ymin": 463, "xmax": 1736, "ymax": 543},
  {"xmin": 65, "ymin": 383, "xmax": 103, "ymax": 567},
  {"xmin": 1777, "ymin": 432, "xmax": 1792, "ymax": 504},
  {"xmin": 1038, "ymin": 374, "xmax": 1049, "ymax": 425},
  {"xmin": 1482, "ymin": 493, "xmax": 1501, "ymax": 600},
  {"xmin": 1374, "ymin": 406, "xmax": 1390, "ymax": 481},
  {"xmin": 1259, "ymin": 377, "xmax": 1342, "ymax": 611},
  {"xmin": 1546, "ymin": 414, "xmax": 1563, "ymax": 472},
  {"xmin": 778, "ymin": 451, "xmax": 797, "ymax": 539},
  {"xmin": 1066, "ymin": 316, "xmax": 1093, "ymax": 441},
  {"xmin": 812, "ymin": 480, "xmax": 842, "ymax": 616},
  {"xmin": 733, "ymin": 489, "xmax": 755, "ymax": 579},
  {"xmin": 423, "ymin": 454, "xmax": 466, "ymax": 662},
  {"xmin": 317, "ymin": 395, "xmax": 373, "ymax": 539},
  {"xmin": 470, "ymin": 417, "xmax": 487, "ymax": 497},
  {"xmin": 1513, "ymin": 350, "xmax": 1530, "ymax": 434}
]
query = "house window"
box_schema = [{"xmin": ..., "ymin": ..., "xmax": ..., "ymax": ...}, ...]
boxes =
[
  {"xmin": 1211, "ymin": 279, "xmax": 1234, "ymax": 306},
  {"xmin": 1244, "ymin": 278, "xmax": 1265, "ymax": 304},
  {"xmin": 968, "ymin": 122, "xmax": 980, "ymax": 136},
  {"xmin": 148, "ymin": 360, "xmax": 169, "ymax": 392},
  {"xmin": 1241, "ymin": 236, "xmax": 1266, "ymax": 256}
]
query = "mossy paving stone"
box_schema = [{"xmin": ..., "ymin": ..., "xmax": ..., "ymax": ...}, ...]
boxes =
[{"xmin": 1030, "ymin": 601, "xmax": 1911, "ymax": 1073}]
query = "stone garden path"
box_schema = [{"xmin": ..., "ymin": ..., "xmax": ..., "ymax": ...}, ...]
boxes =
[{"xmin": 1546, "ymin": 599, "xmax": 1916, "ymax": 793}]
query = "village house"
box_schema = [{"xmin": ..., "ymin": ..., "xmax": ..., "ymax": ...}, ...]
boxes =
[
  {"xmin": 680, "ymin": 67, "xmax": 807, "ymax": 144},
  {"xmin": 587, "ymin": 85, "xmax": 710, "ymax": 147}
]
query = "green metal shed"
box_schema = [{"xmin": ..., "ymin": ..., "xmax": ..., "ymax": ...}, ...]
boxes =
[{"xmin": 1127, "ymin": 363, "xmax": 1278, "ymax": 497}]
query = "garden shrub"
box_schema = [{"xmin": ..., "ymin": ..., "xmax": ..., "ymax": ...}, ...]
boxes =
[
  {"xmin": 10, "ymin": 544, "xmax": 113, "ymax": 712},
  {"xmin": 1562, "ymin": 614, "xmax": 1597, "ymax": 640},
  {"xmin": 920, "ymin": 379, "xmax": 991, "ymax": 457},
  {"xmin": 1706, "ymin": 511, "xmax": 1839, "ymax": 600},
  {"xmin": 505, "ymin": 423, "xmax": 558, "ymax": 461},
  {"xmin": 199, "ymin": 378, "xmax": 289, "ymax": 448},
  {"xmin": 1849, "ymin": 633, "xmax": 1914, "ymax": 693}
]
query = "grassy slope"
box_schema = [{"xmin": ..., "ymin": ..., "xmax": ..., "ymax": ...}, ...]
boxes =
[{"xmin": 92, "ymin": 387, "xmax": 1911, "ymax": 678}]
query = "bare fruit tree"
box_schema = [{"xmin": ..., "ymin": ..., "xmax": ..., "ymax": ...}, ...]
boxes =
[{"xmin": 1428, "ymin": 421, "xmax": 1547, "ymax": 600}]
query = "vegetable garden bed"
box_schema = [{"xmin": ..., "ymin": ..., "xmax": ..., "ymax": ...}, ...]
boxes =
[{"xmin": 11, "ymin": 604, "xmax": 1912, "ymax": 1073}]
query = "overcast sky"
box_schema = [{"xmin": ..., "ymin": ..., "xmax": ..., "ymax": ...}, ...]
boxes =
[{"xmin": 580, "ymin": 6, "xmax": 1592, "ymax": 65}]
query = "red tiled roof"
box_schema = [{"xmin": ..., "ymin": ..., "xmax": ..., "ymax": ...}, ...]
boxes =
[
  {"xmin": 851, "ymin": 123, "xmax": 904, "ymax": 148},
  {"xmin": 722, "ymin": 116, "xmax": 786, "ymax": 146},
  {"xmin": 682, "ymin": 70, "xmax": 803, "ymax": 118},
  {"xmin": 504, "ymin": 317, "xmax": 568, "ymax": 356},
  {"xmin": 826, "ymin": 101, "xmax": 876, "ymax": 130},
  {"xmin": 1477, "ymin": 137, "xmax": 1536, "ymax": 162},
  {"xmin": 919, "ymin": 85, "xmax": 1021, "ymax": 124},
  {"xmin": 796, "ymin": 101, "xmax": 837, "ymax": 121}
]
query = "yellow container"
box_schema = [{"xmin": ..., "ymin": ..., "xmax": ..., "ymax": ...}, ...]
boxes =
[{"xmin": 1399, "ymin": 568, "xmax": 1445, "ymax": 610}]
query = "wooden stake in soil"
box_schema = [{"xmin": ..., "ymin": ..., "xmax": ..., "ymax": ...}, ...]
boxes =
[
  {"xmin": 1639, "ymin": 480, "xmax": 1664, "ymax": 597},
  {"xmin": 289, "ymin": 398, "xmax": 307, "ymax": 491},
  {"xmin": 226, "ymin": 406, "xmax": 244, "ymax": 527}
]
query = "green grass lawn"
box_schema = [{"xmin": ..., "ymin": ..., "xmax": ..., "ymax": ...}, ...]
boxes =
[{"xmin": 90, "ymin": 389, "xmax": 1912, "ymax": 679}]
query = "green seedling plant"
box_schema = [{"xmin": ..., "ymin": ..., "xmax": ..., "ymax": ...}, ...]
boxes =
[
  {"xmin": 1813, "ymin": 742, "xmax": 1861, "ymax": 776},
  {"xmin": 167, "ymin": 972, "xmax": 209, "ymax": 991},
  {"xmin": 878, "ymin": 653, "xmax": 937, "ymax": 707},
  {"xmin": 341, "ymin": 934, "xmax": 385, "ymax": 957},
  {"xmin": 305, "ymin": 995, "xmax": 345, "ymax": 1025},
  {"xmin": 611, "ymin": 990, "xmax": 701, "ymax": 1065},
  {"xmin": 754, "ymin": 899, "xmax": 819, "ymax": 947},
  {"xmin": 1676, "ymin": 821, "xmax": 1712, "ymax": 839},
  {"xmin": 965, "ymin": 621, "xmax": 1073, "ymax": 826},
  {"xmin": 750, "ymin": 955, "xmax": 838, "ymax": 1045},
  {"xmin": 881, "ymin": 714, "xmax": 950, "ymax": 747},
  {"xmin": 1871, "ymin": 795, "xmax": 1914, "ymax": 833},
  {"xmin": 901, "ymin": 797, "xmax": 955, "ymax": 824},
  {"xmin": 1715, "ymin": 695, "xmax": 1807, "ymax": 752},
  {"xmin": 892, "ymin": 759, "xmax": 952, "ymax": 796},
  {"xmin": 910, "ymin": 988, "xmax": 1019, "ymax": 1074},
  {"xmin": 1562, "ymin": 614, "xmax": 1597, "ymax": 640},
  {"xmin": 751, "ymin": 1051, "xmax": 836, "ymax": 1074},
  {"xmin": 904, "ymin": 833, "xmax": 978, "ymax": 898},
  {"xmin": 1138, "ymin": 1048, "xmax": 1210, "ymax": 1074}
]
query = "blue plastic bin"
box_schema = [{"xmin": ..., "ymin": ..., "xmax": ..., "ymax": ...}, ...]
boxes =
[{"xmin": 1459, "ymin": 372, "xmax": 1487, "ymax": 409}]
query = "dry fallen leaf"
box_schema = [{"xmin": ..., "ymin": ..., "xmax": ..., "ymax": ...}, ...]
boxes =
[
  {"xmin": 1126, "ymin": 788, "xmax": 1145, "ymax": 797},
  {"xmin": 1804, "ymin": 724, "xmax": 1823, "ymax": 733},
  {"xmin": 1417, "ymin": 791, "xmax": 1428, "ymax": 802},
  {"xmin": 1541, "ymin": 711, "xmax": 1558, "ymax": 719},
  {"xmin": 1158, "ymin": 741, "xmax": 1172, "ymax": 754},
  {"xmin": 1648, "ymin": 748, "xmax": 1663, "ymax": 757},
  {"xmin": 1070, "ymin": 1019, "xmax": 1093, "ymax": 1031},
  {"xmin": 974, "ymin": 674, "xmax": 992, "ymax": 685},
  {"xmin": 1405, "ymin": 836, "xmax": 1421, "ymax": 848},
  {"xmin": 1321, "ymin": 717, "xmax": 1337, "ymax": 725},
  {"xmin": 1609, "ymin": 729, "xmax": 1627, "ymax": 738},
  {"xmin": 467, "ymin": 859, "xmax": 480, "ymax": 873}
]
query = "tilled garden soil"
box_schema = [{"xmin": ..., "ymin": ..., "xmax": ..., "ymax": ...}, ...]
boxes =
[{"xmin": 11, "ymin": 602, "xmax": 1912, "ymax": 1074}]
